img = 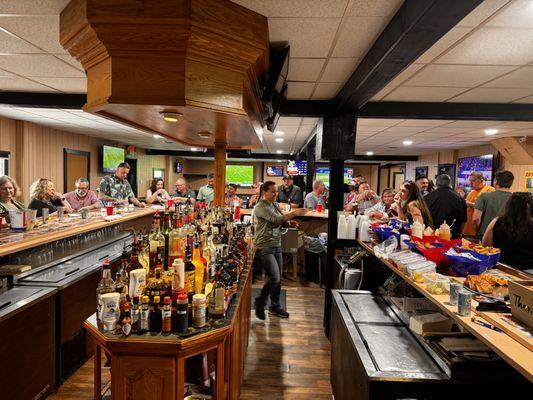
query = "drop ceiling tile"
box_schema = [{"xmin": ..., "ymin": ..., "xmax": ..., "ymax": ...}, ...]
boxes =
[
  {"xmin": 388, "ymin": 63, "xmax": 425, "ymax": 85},
  {"xmin": 312, "ymin": 82, "xmax": 342, "ymax": 99},
  {"xmin": 346, "ymin": 0, "xmax": 403, "ymax": 17},
  {"xmin": 55, "ymin": 54, "xmax": 84, "ymax": 71},
  {"xmin": 0, "ymin": 54, "xmax": 84, "ymax": 77},
  {"xmin": 405, "ymin": 64, "xmax": 515, "ymax": 88},
  {"xmin": 436, "ymin": 28, "xmax": 533, "ymax": 66},
  {"xmin": 0, "ymin": 15, "xmax": 67, "ymax": 54},
  {"xmin": 31, "ymin": 77, "xmax": 86, "ymax": 93},
  {"xmin": 495, "ymin": 121, "xmax": 533, "ymax": 129},
  {"xmin": 447, "ymin": 87, "xmax": 533, "ymax": 103},
  {"xmin": 0, "ymin": 29, "xmax": 44, "ymax": 54},
  {"xmin": 332, "ymin": 16, "xmax": 387, "ymax": 58},
  {"xmin": 383, "ymin": 86, "xmax": 469, "ymax": 102},
  {"xmin": 287, "ymin": 58, "xmax": 326, "ymax": 82},
  {"xmin": 370, "ymin": 85, "xmax": 396, "ymax": 101},
  {"xmin": 0, "ymin": 75, "xmax": 57, "ymax": 91},
  {"xmin": 357, "ymin": 125, "xmax": 387, "ymax": 133},
  {"xmin": 301, "ymin": 117, "xmax": 318, "ymax": 125},
  {"xmin": 484, "ymin": 66, "xmax": 533, "ymax": 88},
  {"xmin": 398, "ymin": 119, "xmax": 453, "ymax": 127},
  {"xmin": 286, "ymin": 81, "xmax": 314, "ymax": 99},
  {"xmin": 485, "ymin": 0, "xmax": 533, "ymax": 28},
  {"xmin": 230, "ymin": 0, "xmax": 349, "ymax": 18},
  {"xmin": 381, "ymin": 125, "xmax": 429, "ymax": 134},
  {"xmin": 444, "ymin": 120, "xmax": 505, "ymax": 128},
  {"xmin": 357, "ymin": 118, "xmax": 402, "ymax": 127},
  {"xmin": 457, "ymin": 0, "xmax": 509, "ymax": 28},
  {"xmin": 271, "ymin": 125, "xmax": 300, "ymax": 135},
  {"xmin": 269, "ymin": 18, "xmax": 340, "ymax": 58},
  {"xmin": 0, "ymin": 0, "xmax": 70, "ymax": 15},
  {"xmin": 277, "ymin": 116, "xmax": 302, "ymax": 126},
  {"xmin": 415, "ymin": 27, "xmax": 473, "ymax": 64},
  {"xmin": 512, "ymin": 95, "xmax": 533, "ymax": 104},
  {"xmin": 320, "ymin": 57, "xmax": 358, "ymax": 83}
]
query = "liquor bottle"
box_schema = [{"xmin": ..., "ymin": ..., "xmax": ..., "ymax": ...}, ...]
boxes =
[
  {"xmin": 139, "ymin": 295, "xmax": 150, "ymax": 333},
  {"xmin": 131, "ymin": 296, "xmax": 140, "ymax": 334},
  {"xmin": 184, "ymin": 237, "xmax": 196, "ymax": 302},
  {"xmin": 150, "ymin": 296, "xmax": 162, "ymax": 333},
  {"xmin": 171, "ymin": 259, "xmax": 185, "ymax": 302},
  {"xmin": 146, "ymin": 267, "xmax": 168, "ymax": 301},
  {"xmin": 162, "ymin": 296, "xmax": 172, "ymax": 333},
  {"xmin": 208, "ymin": 268, "xmax": 226, "ymax": 324},
  {"xmin": 96, "ymin": 258, "xmax": 115, "ymax": 329},
  {"xmin": 168, "ymin": 212, "xmax": 184, "ymax": 265},
  {"xmin": 114, "ymin": 258, "xmax": 129, "ymax": 319},
  {"xmin": 162, "ymin": 210, "xmax": 172, "ymax": 269},
  {"xmin": 192, "ymin": 241, "xmax": 205, "ymax": 294},
  {"xmin": 139, "ymin": 233, "xmax": 150, "ymax": 271},
  {"xmin": 149, "ymin": 213, "xmax": 165, "ymax": 273},
  {"xmin": 128, "ymin": 237, "xmax": 143, "ymax": 274}
]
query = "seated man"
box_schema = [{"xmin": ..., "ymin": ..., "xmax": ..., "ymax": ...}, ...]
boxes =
[
  {"xmin": 171, "ymin": 178, "xmax": 196, "ymax": 204},
  {"xmin": 276, "ymin": 175, "xmax": 303, "ymax": 209},
  {"xmin": 225, "ymin": 184, "xmax": 243, "ymax": 207},
  {"xmin": 97, "ymin": 162, "xmax": 145, "ymax": 208},
  {"xmin": 303, "ymin": 180, "xmax": 326, "ymax": 210},
  {"xmin": 65, "ymin": 178, "xmax": 102, "ymax": 211},
  {"xmin": 345, "ymin": 182, "xmax": 379, "ymax": 214}
]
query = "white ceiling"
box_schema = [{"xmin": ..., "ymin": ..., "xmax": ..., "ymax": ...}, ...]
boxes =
[{"xmin": 0, "ymin": 0, "xmax": 532, "ymax": 157}]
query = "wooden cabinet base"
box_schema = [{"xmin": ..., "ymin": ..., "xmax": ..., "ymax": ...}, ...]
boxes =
[{"xmin": 85, "ymin": 268, "xmax": 252, "ymax": 400}]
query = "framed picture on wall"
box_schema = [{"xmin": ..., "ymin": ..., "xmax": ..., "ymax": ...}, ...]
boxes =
[
  {"xmin": 0, "ymin": 151, "xmax": 9, "ymax": 176},
  {"xmin": 438, "ymin": 164, "xmax": 456, "ymax": 188},
  {"xmin": 415, "ymin": 166, "xmax": 428, "ymax": 179},
  {"xmin": 153, "ymin": 168, "xmax": 165, "ymax": 180}
]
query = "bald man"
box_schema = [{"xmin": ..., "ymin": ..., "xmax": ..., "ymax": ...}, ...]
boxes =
[{"xmin": 171, "ymin": 178, "xmax": 196, "ymax": 204}]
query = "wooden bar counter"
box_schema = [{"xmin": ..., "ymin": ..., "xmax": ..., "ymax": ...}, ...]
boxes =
[{"xmin": 84, "ymin": 265, "xmax": 252, "ymax": 400}]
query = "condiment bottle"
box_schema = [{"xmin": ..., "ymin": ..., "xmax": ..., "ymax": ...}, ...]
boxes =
[
  {"xmin": 192, "ymin": 293, "xmax": 207, "ymax": 329},
  {"xmin": 176, "ymin": 291, "xmax": 189, "ymax": 334},
  {"xmin": 122, "ymin": 303, "xmax": 132, "ymax": 337},
  {"xmin": 162, "ymin": 296, "xmax": 172, "ymax": 333},
  {"xmin": 131, "ymin": 296, "xmax": 140, "ymax": 334},
  {"xmin": 139, "ymin": 295, "xmax": 150, "ymax": 333},
  {"xmin": 150, "ymin": 296, "xmax": 162, "ymax": 333}
]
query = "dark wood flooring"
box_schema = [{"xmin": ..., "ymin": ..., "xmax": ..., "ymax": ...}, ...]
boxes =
[{"xmin": 47, "ymin": 279, "xmax": 332, "ymax": 399}]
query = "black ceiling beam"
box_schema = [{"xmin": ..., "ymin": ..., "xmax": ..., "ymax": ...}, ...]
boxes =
[
  {"xmin": 334, "ymin": 0, "xmax": 484, "ymax": 112},
  {"xmin": 0, "ymin": 91, "xmax": 86, "ymax": 109},
  {"xmin": 279, "ymin": 100, "xmax": 331, "ymax": 117},
  {"xmin": 145, "ymin": 149, "xmax": 293, "ymax": 160},
  {"xmin": 358, "ymin": 101, "xmax": 533, "ymax": 121}
]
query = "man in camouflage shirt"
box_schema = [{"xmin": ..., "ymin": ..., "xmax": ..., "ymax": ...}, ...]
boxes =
[{"xmin": 97, "ymin": 162, "xmax": 145, "ymax": 207}]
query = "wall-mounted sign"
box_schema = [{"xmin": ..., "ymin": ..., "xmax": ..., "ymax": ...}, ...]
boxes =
[{"xmin": 525, "ymin": 170, "xmax": 533, "ymax": 193}]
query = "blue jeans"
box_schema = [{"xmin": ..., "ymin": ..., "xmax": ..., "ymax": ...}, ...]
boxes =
[{"xmin": 254, "ymin": 246, "xmax": 283, "ymax": 310}]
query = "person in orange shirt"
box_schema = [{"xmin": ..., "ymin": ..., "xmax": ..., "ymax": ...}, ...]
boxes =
[{"xmin": 462, "ymin": 172, "xmax": 495, "ymax": 237}]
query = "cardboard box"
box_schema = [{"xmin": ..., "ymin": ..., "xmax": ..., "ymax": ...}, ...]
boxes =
[{"xmin": 509, "ymin": 280, "xmax": 533, "ymax": 329}]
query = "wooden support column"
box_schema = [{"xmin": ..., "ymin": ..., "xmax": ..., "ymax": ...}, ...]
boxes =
[{"xmin": 214, "ymin": 140, "xmax": 227, "ymax": 206}]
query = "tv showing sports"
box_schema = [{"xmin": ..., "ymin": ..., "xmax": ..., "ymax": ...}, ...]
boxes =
[
  {"xmin": 314, "ymin": 167, "xmax": 354, "ymax": 187},
  {"xmin": 457, "ymin": 155, "xmax": 493, "ymax": 191},
  {"xmin": 287, "ymin": 160, "xmax": 307, "ymax": 176},
  {"xmin": 226, "ymin": 165, "xmax": 254, "ymax": 186},
  {"xmin": 102, "ymin": 145, "xmax": 125, "ymax": 173},
  {"xmin": 266, "ymin": 166, "xmax": 284, "ymax": 177}
]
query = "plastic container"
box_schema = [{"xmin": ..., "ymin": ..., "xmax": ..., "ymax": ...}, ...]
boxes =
[
  {"xmin": 407, "ymin": 261, "xmax": 437, "ymax": 283},
  {"xmin": 446, "ymin": 252, "xmax": 486, "ymax": 277},
  {"xmin": 423, "ymin": 273, "xmax": 450, "ymax": 295}
]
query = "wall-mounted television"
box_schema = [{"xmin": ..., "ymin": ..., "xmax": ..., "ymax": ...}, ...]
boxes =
[
  {"xmin": 226, "ymin": 165, "xmax": 254, "ymax": 186},
  {"xmin": 315, "ymin": 166, "xmax": 354, "ymax": 187},
  {"xmin": 266, "ymin": 166, "xmax": 284, "ymax": 177},
  {"xmin": 102, "ymin": 145, "xmax": 125, "ymax": 173},
  {"xmin": 287, "ymin": 160, "xmax": 307, "ymax": 176},
  {"xmin": 457, "ymin": 155, "xmax": 493, "ymax": 191}
]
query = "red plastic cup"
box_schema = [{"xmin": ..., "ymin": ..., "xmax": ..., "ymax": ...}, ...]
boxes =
[
  {"xmin": 316, "ymin": 204, "xmax": 323, "ymax": 213},
  {"xmin": 167, "ymin": 199, "xmax": 174, "ymax": 208},
  {"xmin": 106, "ymin": 205, "xmax": 114, "ymax": 216}
]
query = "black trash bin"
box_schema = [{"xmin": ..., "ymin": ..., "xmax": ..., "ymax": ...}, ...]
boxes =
[{"xmin": 304, "ymin": 236, "xmax": 324, "ymax": 284}]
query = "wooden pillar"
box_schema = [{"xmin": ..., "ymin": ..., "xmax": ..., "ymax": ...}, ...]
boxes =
[{"xmin": 214, "ymin": 140, "xmax": 227, "ymax": 206}]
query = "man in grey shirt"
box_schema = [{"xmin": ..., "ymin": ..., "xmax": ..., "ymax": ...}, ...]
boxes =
[
  {"xmin": 254, "ymin": 181, "xmax": 306, "ymax": 320},
  {"xmin": 303, "ymin": 180, "xmax": 326, "ymax": 209}
]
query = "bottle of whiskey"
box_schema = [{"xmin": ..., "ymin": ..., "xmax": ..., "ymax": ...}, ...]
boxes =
[
  {"xmin": 192, "ymin": 241, "xmax": 205, "ymax": 294},
  {"xmin": 146, "ymin": 267, "xmax": 168, "ymax": 301},
  {"xmin": 208, "ymin": 268, "xmax": 226, "ymax": 324},
  {"xmin": 184, "ymin": 237, "xmax": 196, "ymax": 302},
  {"xmin": 168, "ymin": 211, "xmax": 184, "ymax": 265},
  {"xmin": 96, "ymin": 258, "xmax": 115, "ymax": 329},
  {"xmin": 149, "ymin": 212, "xmax": 165, "ymax": 273}
]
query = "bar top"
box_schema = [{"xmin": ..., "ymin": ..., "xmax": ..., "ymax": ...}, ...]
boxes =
[
  {"xmin": 0, "ymin": 208, "xmax": 155, "ymax": 258},
  {"xmin": 240, "ymin": 208, "xmax": 329, "ymax": 219},
  {"xmin": 359, "ymin": 239, "xmax": 533, "ymax": 383}
]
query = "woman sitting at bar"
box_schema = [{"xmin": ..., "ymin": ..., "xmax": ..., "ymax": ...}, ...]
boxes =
[
  {"xmin": 145, "ymin": 178, "xmax": 170, "ymax": 205},
  {"xmin": 28, "ymin": 178, "xmax": 74, "ymax": 217},
  {"xmin": 365, "ymin": 188, "xmax": 398, "ymax": 219},
  {"xmin": 0, "ymin": 175, "xmax": 25, "ymax": 222},
  {"xmin": 482, "ymin": 192, "xmax": 533, "ymax": 271},
  {"xmin": 392, "ymin": 181, "xmax": 433, "ymax": 226}
]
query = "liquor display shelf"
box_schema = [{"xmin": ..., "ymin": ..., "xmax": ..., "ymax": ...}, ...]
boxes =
[{"xmin": 85, "ymin": 260, "xmax": 252, "ymax": 400}]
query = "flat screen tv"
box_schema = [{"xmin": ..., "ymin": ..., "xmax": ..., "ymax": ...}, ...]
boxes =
[
  {"xmin": 102, "ymin": 145, "xmax": 125, "ymax": 173},
  {"xmin": 315, "ymin": 167, "xmax": 354, "ymax": 187},
  {"xmin": 266, "ymin": 166, "xmax": 284, "ymax": 177},
  {"xmin": 287, "ymin": 160, "xmax": 307, "ymax": 176},
  {"xmin": 457, "ymin": 155, "xmax": 493, "ymax": 191},
  {"xmin": 226, "ymin": 165, "xmax": 254, "ymax": 186}
]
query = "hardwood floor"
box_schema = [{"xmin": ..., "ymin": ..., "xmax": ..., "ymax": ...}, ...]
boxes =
[{"xmin": 47, "ymin": 280, "xmax": 332, "ymax": 399}]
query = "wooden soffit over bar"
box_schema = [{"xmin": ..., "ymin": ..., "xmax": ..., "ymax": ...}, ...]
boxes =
[{"xmin": 59, "ymin": 0, "xmax": 269, "ymax": 149}]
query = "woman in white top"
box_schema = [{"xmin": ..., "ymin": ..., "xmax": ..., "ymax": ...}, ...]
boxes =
[{"xmin": 145, "ymin": 178, "xmax": 170, "ymax": 205}]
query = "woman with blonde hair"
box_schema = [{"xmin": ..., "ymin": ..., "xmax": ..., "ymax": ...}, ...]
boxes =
[
  {"xmin": 0, "ymin": 175, "xmax": 25, "ymax": 222},
  {"xmin": 28, "ymin": 178, "xmax": 73, "ymax": 217}
]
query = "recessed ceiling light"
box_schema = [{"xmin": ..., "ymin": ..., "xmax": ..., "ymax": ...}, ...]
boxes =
[
  {"xmin": 274, "ymin": 131, "xmax": 284, "ymax": 136},
  {"xmin": 190, "ymin": 147, "xmax": 198, "ymax": 151},
  {"xmin": 277, "ymin": 160, "xmax": 282, "ymax": 162},
  {"xmin": 485, "ymin": 128, "xmax": 498, "ymax": 136},
  {"xmin": 276, "ymin": 150, "xmax": 283, "ymax": 154},
  {"xmin": 160, "ymin": 111, "xmax": 182, "ymax": 123},
  {"xmin": 403, "ymin": 140, "xmax": 413, "ymax": 146},
  {"xmin": 366, "ymin": 151, "xmax": 374, "ymax": 156},
  {"xmin": 153, "ymin": 134, "xmax": 162, "ymax": 139},
  {"xmin": 275, "ymin": 138, "xmax": 284, "ymax": 143},
  {"xmin": 197, "ymin": 130, "xmax": 212, "ymax": 139},
  {"xmin": 290, "ymin": 151, "xmax": 294, "ymax": 155}
]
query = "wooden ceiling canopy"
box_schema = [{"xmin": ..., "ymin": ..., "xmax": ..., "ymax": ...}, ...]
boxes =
[{"xmin": 59, "ymin": 0, "xmax": 269, "ymax": 149}]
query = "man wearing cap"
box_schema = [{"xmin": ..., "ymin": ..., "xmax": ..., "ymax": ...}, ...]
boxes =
[
  {"xmin": 344, "ymin": 179, "xmax": 358, "ymax": 210},
  {"xmin": 197, "ymin": 173, "xmax": 214, "ymax": 204},
  {"xmin": 276, "ymin": 174, "xmax": 303, "ymax": 208}
]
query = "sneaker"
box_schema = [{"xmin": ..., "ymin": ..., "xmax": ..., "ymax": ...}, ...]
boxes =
[
  {"xmin": 255, "ymin": 307, "xmax": 266, "ymax": 320},
  {"xmin": 268, "ymin": 307, "xmax": 289, "ymax": 319}
]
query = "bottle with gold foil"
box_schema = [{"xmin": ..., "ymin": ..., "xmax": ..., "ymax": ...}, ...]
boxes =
[
  {"xmin": 192, "ymin": 241, "xmax": 205, "ymax": 294},
  {"xmin": 184, "ymin": 237, "xmax": 196, "ymax": 302}
]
